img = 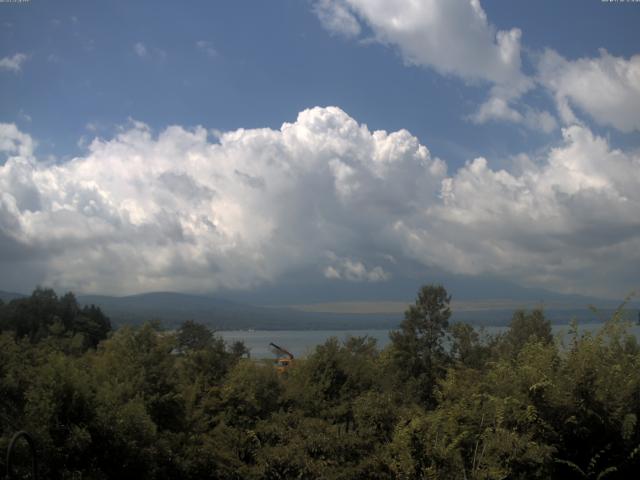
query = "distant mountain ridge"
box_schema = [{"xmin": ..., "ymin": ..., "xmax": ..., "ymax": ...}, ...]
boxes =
[
  {"xmin": 76, "ymin": 292, "xmax": 400, "ymax": 330},
  {"xmin": 0, "ymin": 290, "xmax": 26, "ymax": 303},
  {"xmin": 75, "ymin": 291, "xmax": 637, "ymax": 330},
  {"xmin": 2, "ymin": 289, "xmax": 637, "ymax": 330}
]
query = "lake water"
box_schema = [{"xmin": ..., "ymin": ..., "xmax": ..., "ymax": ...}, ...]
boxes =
[
  {"xmin": 220, "ymin": 323, "xmax": 640, "ymax": 359},
  {"xmin": 220, "ymin": 329, "xmax": 393, "ymax": 358}
]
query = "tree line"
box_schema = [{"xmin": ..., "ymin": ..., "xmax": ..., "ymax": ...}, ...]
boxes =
[{"xmin": 1, "ymin": 285, "xmax": 639, "ymax": 479}]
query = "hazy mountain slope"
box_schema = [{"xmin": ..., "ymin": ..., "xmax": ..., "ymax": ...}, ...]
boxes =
[
  {"xmin": 75, "ymin": 291, "xmax": 639, "ymax": 331},
  {"xmin": 77, "ymin": 292, "xmax": 401, "ymax": 330},
  {"xmin": 0, "ymin": 290, "xmax": 26, "ymax": 303}
]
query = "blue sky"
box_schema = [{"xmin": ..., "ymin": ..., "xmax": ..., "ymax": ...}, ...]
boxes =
[{"xmin": 1, "ymin": 0, "xmax": 639, "ymax": 302}]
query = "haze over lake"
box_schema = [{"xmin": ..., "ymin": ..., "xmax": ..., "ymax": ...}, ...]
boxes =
[{"xmin": 221, "ymin": 323, "xmax": 640, "ymax": 359}]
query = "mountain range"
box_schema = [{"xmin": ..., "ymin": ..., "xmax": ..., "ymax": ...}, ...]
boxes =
[{"xmin": 2, "ymin": 288, "xmax": 637, "ymax": 331}]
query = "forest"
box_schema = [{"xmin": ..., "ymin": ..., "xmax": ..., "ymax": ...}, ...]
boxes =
[{"xmin": 1, "ymin": 285, "xmax": 640, "ymax": 479}]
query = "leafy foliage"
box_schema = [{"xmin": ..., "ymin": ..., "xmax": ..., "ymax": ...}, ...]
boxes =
[
  {"xmin": 0, "ymin": 287, "xmax": 110, "ymax": 351},
  {"xmin": 389, "ymin": 284, "xmax": 451, "ymax": 407},
  {"xmin": 1, "ymin": 285, "xmax": 640, "ymax": 479}
]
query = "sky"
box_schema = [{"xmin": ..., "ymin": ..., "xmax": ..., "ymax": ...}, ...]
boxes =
[{"xmin": 0, "ymin": 0, "xmax": 639, "ymax": 302}]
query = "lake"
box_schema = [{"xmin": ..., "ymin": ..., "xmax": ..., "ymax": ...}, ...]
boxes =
[{"xmin": 220, "ymin": 322, "xmax": 640, "ymax": 359}]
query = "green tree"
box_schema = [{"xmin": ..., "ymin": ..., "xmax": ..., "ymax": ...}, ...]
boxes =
[
  {"xmin": 450, "ymin": 322, "xmax": 490, "ymax": 370},
  {"xmin": 221, "ymin": 360, "xmax": 282, "ymax": 428},
  {"xmin": 390, "ymin": 284, "xmax": 451, "ymax": 407},
  {"xmin": 177, "ymin": 320, "xmax": 214, "ymax": 352},
  {"xmin": 0, "ymin": 288, "xmax": 110, "ymax": 351},
  {"xmin": 77, "ymin": 304, "xmax": 111, "ymax": 348},
  {"xmin": 502, "ymin": 308, "xmax": 552, "ymax": 356}
]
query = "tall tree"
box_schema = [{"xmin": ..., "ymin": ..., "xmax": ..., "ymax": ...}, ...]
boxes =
[
  {"xmin": 505, "ymin": 308, "xmax": 552, "ymax": 355},
  {"xmin": 390, "ymin": 284, "xmax": 451, "ymax": 407},
  {"xmin": 177, "ymin": 320, "xmax": 213, "ymax": 352}
]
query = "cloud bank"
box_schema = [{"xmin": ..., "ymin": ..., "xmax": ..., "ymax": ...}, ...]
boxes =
[{"xmin": 1, "ymin": 107, "xmax": 639, "ymax": 297}]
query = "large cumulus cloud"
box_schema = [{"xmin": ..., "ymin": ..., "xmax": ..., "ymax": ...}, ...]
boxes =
[
  {"xmin": 413, "ymin": 126, "xmax": 640, "ymax": 295},
  {"xmin": 0, "ymin": 107, "xmax": 444, "ymax": 294},
  {"xmin": 1, "ymin": 107, "xmax": 638, "ymax": 297}
]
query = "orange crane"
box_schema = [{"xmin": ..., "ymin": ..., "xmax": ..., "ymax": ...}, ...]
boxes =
[{"xmin": 269, "ymin": 342, "xmax": 294, "ymax": 373}]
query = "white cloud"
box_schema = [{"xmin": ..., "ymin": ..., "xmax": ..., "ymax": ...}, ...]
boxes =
[
  {"xmin": 133, "ymin": 42, "xmax": 167, "ymax": 62},
  {"xmin": 313, "ymin": 0, "xmax": 361, "ymax": 38},
  {"xmin": 0, "ymin": 109, "xmax": 638, "ymax": 297},
  {"xmin": 470, "ymin": 97, "xmax": 522, "ymax": 124},
  {"xmin": 470, "ymin": 97, "xmax": 557, "ymax": 133},
  {"xmin": 133, "ymin": 42, "xmax": 147, "ymax": 57},
  {"xmin": 419, "ymin": 125, "xmax": 640, "ymax": 296},
  {"xmin": 196, "ymin": 40, "xmax": 218, "ymax": 58},
  {"xmin": 314, "ymin": 1, "xmax": 640, "ymax": 136},
  {"xmin": 522, "ymin": 109, "xmax": 557, "ymax": 134},
  {"xmin": 0, "ymin": 109, "xmax": 443, "ymax": 294},
  {"xmin": 312, "ymin": 1, "xmax": 549, "ymax": 132},
  {"xmin": 313, "ymin": 0, "xmax": 531, "ymax": 92},
  {"xmin": 0, "ymin": 123, "xmax": 35, "ymax": 157},
  {"xmin": 539, "ymin": 49, "xmax": 640, "ymax": 133},
  {"xmin": 0, "ymin": 53, "xmax": 27, "ymax": 72},
  {"xmin": 323, "ymin": 265, "xmax": 341, "ymax": 279},
  {"xmin": 324, "ymin": 252, "xmax": 390, "ymax": 282}
]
